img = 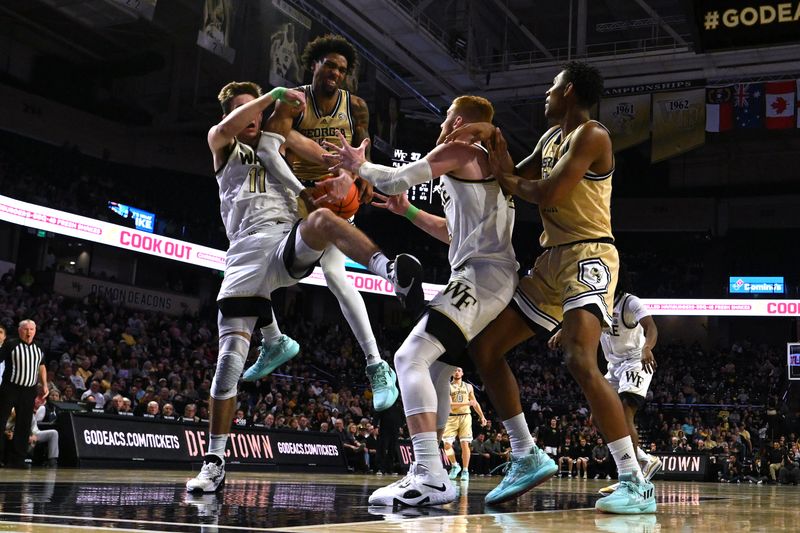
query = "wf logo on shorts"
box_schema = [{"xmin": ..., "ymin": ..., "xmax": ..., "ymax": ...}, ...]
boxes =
[
  {"xmin": 443, "ymin": 281, "xmax": 477, "ymax": 310},
  {"xmin": 625, "ymin": 370, "xmax": 644, "ymax": 388}
]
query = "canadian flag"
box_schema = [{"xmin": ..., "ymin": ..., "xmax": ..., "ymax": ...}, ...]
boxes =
[{"xmin": 765, "ymin": 81, "xmax": 795, "ymax": 129}]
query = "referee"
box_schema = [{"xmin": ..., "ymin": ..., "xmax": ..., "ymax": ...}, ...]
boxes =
[{"xmin": 0, "ymin": 319, "xmax": 48, "ymax": 467}]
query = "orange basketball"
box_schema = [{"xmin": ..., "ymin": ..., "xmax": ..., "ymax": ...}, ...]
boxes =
[{"xmin": 312, "ymin": 175, "xmax": 360, "ymax": 219}]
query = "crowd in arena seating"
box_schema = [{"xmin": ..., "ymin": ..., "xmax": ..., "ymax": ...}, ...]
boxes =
[{"xmin": 1, "ymin": 267, "xmax": 797, "ymax": 482}]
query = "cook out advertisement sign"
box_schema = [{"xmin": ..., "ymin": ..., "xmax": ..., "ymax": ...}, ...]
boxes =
[{"xmin": 2, "ymin": 195, "xmax": 797, "ymax": 315}]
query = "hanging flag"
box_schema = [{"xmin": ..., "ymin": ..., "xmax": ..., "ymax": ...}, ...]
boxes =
[
  {"xmin": 733, "ymin": 83, "xmax": 764, "ymax": 129},
  {"xmin": 765, "ymin": 81, "xmax": 795, "ymax": 130},
  {"xmin": 599, "ymin": 94, "xmax": 651, "ymax": 152},
  {"xmin": 197, "ymin": 0, "xmax": 236, "ymax": 64},
  {"xmin": 651, "ymin": 89, "xmax": 705, "ymax": 163},
  {"xmin": 705, "ymin": 86, "xmax": 733, "ymax": 132}
]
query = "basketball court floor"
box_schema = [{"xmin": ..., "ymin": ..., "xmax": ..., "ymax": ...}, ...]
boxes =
[{"xmin": 0, "ymin": 469, "xmax": 797, "ymax": 532}]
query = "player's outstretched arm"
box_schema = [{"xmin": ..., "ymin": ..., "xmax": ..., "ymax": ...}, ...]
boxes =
[
  {"xmin": 209, "ymin": 87, "xmax": 304, "ymax": 154},
  {"xmin": 323, "ymin": 132, "xmax": 474, "ymax": 195},
  {"xmin": 468, "ymin": 386, "xmax": 487, "ymax": 426},
  {"xmin": 372, "ymin": 192, "xmax": 449, "ymax": 244}
]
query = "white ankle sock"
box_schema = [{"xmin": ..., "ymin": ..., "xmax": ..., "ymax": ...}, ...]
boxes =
[
  {"xmin": 503, "ymin": 413, "xmax": 535, "ymax": 457},
  {"xmin": 362, "ymin": 339, "xmax": 380, "ymax": 366},
  {"xmin": 260, "ymin": 318, "xmax": 282, "ymax": 346},
  {"xmin": 208, "ymin": 434, "xmax": 228, "ymax": 461},
  {"xmin": 411, "ymin": 431, "xmax": 442, "ymax": 473},
  {"xmin": 368, "ymin": 252, "xmax": 390, "ymax": 280},
  {"xmin": 607, "ymin": 436, "xmax": 643, "ymax": 482}
]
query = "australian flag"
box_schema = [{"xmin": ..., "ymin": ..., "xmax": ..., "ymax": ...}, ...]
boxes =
[{"xmin": 733, "ymin": 83, "xmax": 764, "ymax": 128}]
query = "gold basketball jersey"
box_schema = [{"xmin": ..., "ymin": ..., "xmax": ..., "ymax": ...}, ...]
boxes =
[
  {"xmin": 538, "ymin": 121, "xmax": 614, "ymax": 248},
  {"xmin": 292, "ymin": 85, "xmax": 354, "ymax": 181},
  {"xmin": 449, "ymin": 381, "xmax": 471, "ymax": 415}
]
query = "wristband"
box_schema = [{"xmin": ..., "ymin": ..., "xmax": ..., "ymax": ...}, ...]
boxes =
[
  {"xmin": 268, "ymin": 87, "xmax": 296, "ymax": 105},
  {"xmin": 404, "ymin": 204, "xmax": 420, "ymax": 222}
]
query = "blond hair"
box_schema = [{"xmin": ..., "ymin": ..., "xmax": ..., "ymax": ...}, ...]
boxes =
[
  {"xmin": 452, "ymin": 95, "xmax": 494, "ymax": 123},
  {"xmin": 217, "ymin": 81, "xmax": 262, "ymax": 114}
]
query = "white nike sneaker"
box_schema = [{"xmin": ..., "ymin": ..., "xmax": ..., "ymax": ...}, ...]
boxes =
[
  {"xmin": 641, "ymin": 455, "xmax": 663, "ymax": 481},
  {"xmin": 186, "ymin": 455, "xmax": 226, "ymax": 493},
  {"xmin": 369, "ymin": 463, "xmax": 457, "ymax": 507}
]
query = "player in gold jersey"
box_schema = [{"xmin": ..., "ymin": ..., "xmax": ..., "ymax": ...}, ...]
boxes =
[
  {"xmin": 446, "ymin": 62, "xmax": 656, "ymax": 513},
  {"xmin": 247, "ymin": 35, "xmax": 400, "ymax": 413},
  {"xmin": 442, "ymin": 367, "xmax": 486, "ymax": 482}
]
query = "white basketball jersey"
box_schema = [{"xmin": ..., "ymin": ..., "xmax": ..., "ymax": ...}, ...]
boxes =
[
  {"xmin": 216, "ymin": 132, "xmax": 298, "ymax": 243},
  {"xmin": 600, "ymin": 293, "xmax": 650, "ymax": 364},
  {"xmin": 439, "ymin": 165, "xmax": 517, "ymax": 270}
]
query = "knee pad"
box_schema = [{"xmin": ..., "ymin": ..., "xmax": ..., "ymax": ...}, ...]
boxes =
[
  {"xmin": 394, "ymin": 316, "xmax": 446, "ymax": 417},
  {"xmin": 210, "ymin": 333, "xmax": 250, "ymax": 400}
]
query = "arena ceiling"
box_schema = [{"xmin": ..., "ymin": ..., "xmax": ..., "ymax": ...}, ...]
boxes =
[{"xmin": 1, "ymin": 0, "xmax": 799, "ymax": 150}]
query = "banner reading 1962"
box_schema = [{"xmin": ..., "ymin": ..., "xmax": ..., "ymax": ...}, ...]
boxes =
[{"xmin": 68, "ymin": 413, "xmax": 346, "ymax": 470}]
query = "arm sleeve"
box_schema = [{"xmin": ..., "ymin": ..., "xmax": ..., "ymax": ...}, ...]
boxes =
[
  {"xmin": 258, "ymin": 132, "xmax": 305, "ymax": 195},
  {"xmin": 357, "ymin": 159, "xmax": 433, "ymax": 195}
]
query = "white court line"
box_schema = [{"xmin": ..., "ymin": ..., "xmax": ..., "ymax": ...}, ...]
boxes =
[
  {"xmin": 276, "ymin": 506, "xmax": 600, "ymax": 531},
  {"xmin": 0, "ymin": 512, "xmax": 285, "ymax": 532}
]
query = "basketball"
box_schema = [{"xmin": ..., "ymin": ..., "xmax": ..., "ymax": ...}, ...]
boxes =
[{"xmin": 311, "ymin": 175, "xmax": 360, "ymax": 219}]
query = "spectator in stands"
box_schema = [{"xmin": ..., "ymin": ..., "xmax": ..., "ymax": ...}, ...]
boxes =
[
  {"xmin": 364, "ymin": 424, "xmax": 378, "ymax": 472},
  {"xmin": 557, "ymin": 435, "xmax": 574, "ymax": 478},
  {"xmin": 5, "ymin": 406, "xmax": 59, "ymax": 467},
  {"xmin": 574, "ymin": 435, "xmax": 592, "ymax": 479},
  {"xmin": 105, "ymin": 394, "xmax": 125, "ymax": 415},
  {"xmin": 120, "ymin": 397, "xmax": 133, "ymax": 415},
  {"xmin": 81, "ymin": 381, "xmax": 105, "ymax": 410},
  {"xmin": 182, "ymin": 404, "xmax": 199, "ymax": 423},
  {"xmin": 768, "ymin": 440, "xmax": 787, "ymax": 482},
  {"xmin": 538, "ymin": 417, "xmax": 562, "ymax": 459},
  {"xmin": 491, "ymin": 433, "xmax": 511, "ymax": 469},
  {"xmin": 719, "ymin": 454, "xmax": 742, "ymax": 483},
  {"xmin": 37, "ymin": 389, "xmax": 60, "ymax": 423},
  {"xmin": 591, "ymin": 437, "xmax": 612, "ymax": 480},
  {"xmin": 161, "ymin": 403, "xmax": 176, "ymax": 420},
  {"xmin": 469, "ymin": 432, "xmax": 491, "ymax": 476},
  {"xmin": 779, "ymin": 445, "xmax": 799, "ymax": 485},
  {"xmin": 144, "ymin": 401, "xmax": 160, "ymax": 418}
]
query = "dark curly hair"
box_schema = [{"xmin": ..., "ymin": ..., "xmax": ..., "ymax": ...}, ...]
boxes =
[
  {"xmin": 301, "ymin": 34, "xmax": 358, "ymax": 74},
  {"xmin": 561, "ymin": 61, "xmax": 604, "ymax": 108}
]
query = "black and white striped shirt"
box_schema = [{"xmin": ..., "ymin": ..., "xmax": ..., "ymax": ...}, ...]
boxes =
[{"xmin": 0, "ymin": 338, "xmax": 44, "ymax": 388}]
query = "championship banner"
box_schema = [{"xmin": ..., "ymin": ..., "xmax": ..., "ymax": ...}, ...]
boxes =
[
  {"xmin": 197, "ymin": 0, "xmax": 236, "ymax": 63},
  {"xmin": 67, "ymin": 413, "xmax": 347, "ymax": 470},
  {"xmin": 651, "ymin": 89, "xmax": 706, "ymax": 163},
  {"xmin": 265, "ymin": 0, "xmax": 312, "ymax": 88},
  {"xmin": 599, "ymin": 94, "xmax": 651, "ymax": 152},
  {"xmin": 692, "ymin": 0, "xmax": 800, "ymax": 52},
  {"xmin": 53, "ymin": 272, "xmax": 200, "ymax": 316},
  {"xmin": 652, "ymin": 453, "xmax": 710, "ymax": 481}
]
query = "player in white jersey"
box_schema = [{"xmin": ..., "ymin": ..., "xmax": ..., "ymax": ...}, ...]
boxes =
[
  {"xmin": 186, "ymin": 81, "xmax": 424, "ymax": 494},
  {"xmin": 325, "ymin": 95, "xmax": 522, "ymax": 507},
  {"xmin": 549, "ymin": 264, "xmax": 661, "ymax": 493}
]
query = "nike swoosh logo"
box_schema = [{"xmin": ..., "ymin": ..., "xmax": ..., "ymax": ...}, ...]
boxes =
[{"xmin": 422, "ymin": 483, "xmax": 447, "ymax": 492}]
